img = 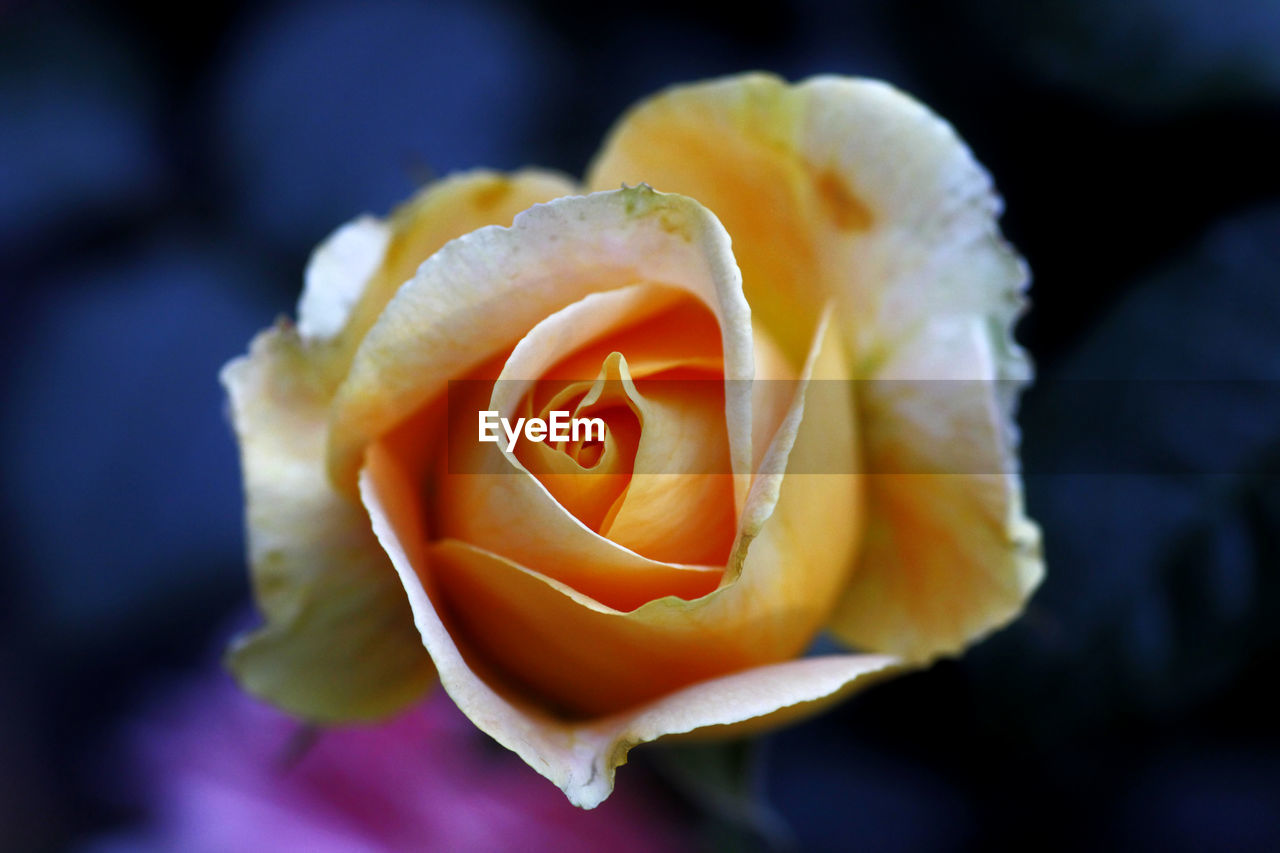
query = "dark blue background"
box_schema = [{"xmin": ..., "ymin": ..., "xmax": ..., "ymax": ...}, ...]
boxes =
[{"xmin": 3, "ymin": 0, "xmax": 1279, "ymax": 849}]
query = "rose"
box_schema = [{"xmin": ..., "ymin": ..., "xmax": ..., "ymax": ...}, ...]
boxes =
[{"xmin": 221, "ymin": 72, "xmax": 1043, "ymax": 808}]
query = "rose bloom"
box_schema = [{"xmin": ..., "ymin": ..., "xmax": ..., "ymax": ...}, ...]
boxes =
[{"xmin": 222, "ymin": 73, "xmax": 1042, "ymax": 808}]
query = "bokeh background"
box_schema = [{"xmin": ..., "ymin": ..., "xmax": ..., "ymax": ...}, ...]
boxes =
[{"xmin": 3, "ymin": 0, "xmax": 1279, "ymax": 850}]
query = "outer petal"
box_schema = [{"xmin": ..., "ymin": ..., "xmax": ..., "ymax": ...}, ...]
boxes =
[
  {"xmin": 220, "ymin": 326, "xmax": 433, "ymax": 721},
  {"xmin": 589, "ymin": 72, "xmax": 1042, "ymax": 660},
  {"xmin": 224, "ymin": 169, "xmax": 575, "ymax": 720},
  {"xmin": 362, "ymin": 447, "xmax": 894, "ymax": 809},
  {"xmin": 831, "ymin": 320, "xmax": 1043, "ymax": 660},
  {"xmin": 300, "ymin": 168, "xmax": 577, "ymax": 388}
]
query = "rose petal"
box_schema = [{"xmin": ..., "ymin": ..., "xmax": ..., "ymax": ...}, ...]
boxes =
[
  {"xmin": 587, "ymin": 75, "xmax": 830, "ymax": 364},
  {"xmin": 588, "ymin": 72, "xmax": 1042, "ymax": 660},
  {"xmin": 300, "ymin": 168, "xmax": 577, "ymax": 386},
  {"xmin": 362, "ymin": 440, "xmax": 894, "ymax": 809},
  {"xmin": 587, "ymin": 74, "xmax": 1021, "ymax": 365},
  {"xmin": 328, "ymin": 187, "xmax": 756, "ymax": 503},
  {"xmin": 537, "ymin": 296, "xmax": 725, "ymax": 383},
  {"xmin": 220, "ymin": 326, "xmax": 433, "ymax": 721},
  {"xmin": 296, "ymin": 215, "xmax": 390, "ymax": 344},
  {"xmin": 360, "ymin": 308, "xmax": 871, "ymax": 803},
  {"xmin": 221, "ymin": 169, "xmax": 577, "ymax": 722},
  {"xmin": 599, "ymin": 363, "xmax": 736, "ymax": 565},
  {"xmin": 518, "ymin": 368, "xmax": 642, "ymax": 537},
  {"xmin": 719, "ymin": 305, "xmax": 862, "ymax": 626},
  {"xmin": 828, "ymin": 318, "xmax": 1043, "ymax": 659},
  {"xmin": 749, "ymin": 318, "xmax": 799, "ymax": 470},
  {"xmin": 444, "ymin": 291, "xmax": 788, "ymax": 585}
]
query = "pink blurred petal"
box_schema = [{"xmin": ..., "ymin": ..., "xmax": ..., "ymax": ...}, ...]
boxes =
[{"xmin": 107, "ymin": 672, "xmax": 696, "ymax": 852}]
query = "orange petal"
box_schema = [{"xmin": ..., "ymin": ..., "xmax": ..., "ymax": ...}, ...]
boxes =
[
  {"xmin": 588, "ymin": 74, "xmax": 1024, "ymax": 369},
  {"xmin": 362, "ymin": 440, "xmax": 895, "ymax": 809},
  {"xmin": 601, "ymin": 366, "xmax": 736, "ymax": 566},
  {"xmin": 716, "ymin": 306, "xmax": 862, "ymax": 644},
  {"xmin": 588, "ymin": 75, "xmax": 825, "ymax": 363},
  {"xmin": 497, "ymin": 343, "xmax": 736, "ymax": 567},
  {"xmin": 589, "ymin": 73, "xmax": 1042, "ymax": 660},
  {"xmin": 537, "ymin": 296, "xmax": 725, "ymax": 382}
]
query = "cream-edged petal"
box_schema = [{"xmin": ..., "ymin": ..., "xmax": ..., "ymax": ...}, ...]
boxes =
[
  {"xmin": 338, "ymin": 169, "xmax": 577, "ymax": 356},
  {"xmin": 421, "ymin": 537, "xmax": 759, "ymax": 717},
  {"xmin": 361, "ymin": 444, "xmax": 896, "ymax": 809},
  {"xmin": 589, "ymin": 72, "xmax": 1041, "ymax": 659},
  {"xmin": 223, "ymin": 170, "xmax": 574, "ymax": 719},
  {"xmin": 588, "ymin": 74, "xmax": 825, "ymax": 363},
  {"xmin": 220, "ymin": 326, "xmax": 433, "ymax": 721},
  {"xmin": 328, "ymin": 186, "xmax": 756, "ymax": 499},
  {"xmin": 301, "ymin": 168, "xmax": 577, "ymax": 388},
  {"xmin": 587, "ymin": 73, "xmax": 1027, "ymax": 369},
  {"xmin": 828, "ymin": 318, "xmax": 1043, "ymax": 659},
  {"xmin": 493, "ymin": 282, "xmax": 691, "ymax": 396},
  {"xmin": 298, "ymin": 216, "xmax": 390, "ymax": 343},
  {"xmin": 799, "ymin": 76, "xmax": 1041, "ymax": 659}
]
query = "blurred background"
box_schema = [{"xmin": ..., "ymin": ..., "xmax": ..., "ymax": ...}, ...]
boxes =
[{"xmin": 2, "ymin": 0, "xmax": 1279, "ymax": 850}]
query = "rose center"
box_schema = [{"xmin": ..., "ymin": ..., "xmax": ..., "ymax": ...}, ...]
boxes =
[{"xmin": 513, "ymin": 348, "xmax": 736, "ymax": 566}]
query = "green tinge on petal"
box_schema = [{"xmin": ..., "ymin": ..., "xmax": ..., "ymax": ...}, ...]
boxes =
[{"xmin": 222, "ymin": 326, "xmax": 434, "ymax": 722}]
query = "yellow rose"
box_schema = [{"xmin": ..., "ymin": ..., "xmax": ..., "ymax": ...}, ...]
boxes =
[{"xmin": 221, "ymin": 73, "xmax": 1042, "ymax": 808}]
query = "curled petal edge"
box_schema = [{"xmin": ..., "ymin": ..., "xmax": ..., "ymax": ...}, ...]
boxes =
[{"xmin": 362, "ymin": 453, "xmax": 896, "ymax": 807}]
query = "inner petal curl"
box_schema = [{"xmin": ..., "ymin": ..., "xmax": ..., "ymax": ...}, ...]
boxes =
[
  {"xmin": 427, "ymin": 285, "xmax": 730, "ymax": 610},
  {"xmin": 515, "ymin": 346, "xmax": 736, "ymax": 566}
]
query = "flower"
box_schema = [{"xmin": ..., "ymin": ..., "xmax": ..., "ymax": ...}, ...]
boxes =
[
  {"xmin": 98, "ymin": 670, "xmax": 696, "ymax": 852},
  {"xmin": 221, "ymin": 72, "xmax": 1043, "ymax": 808}
]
